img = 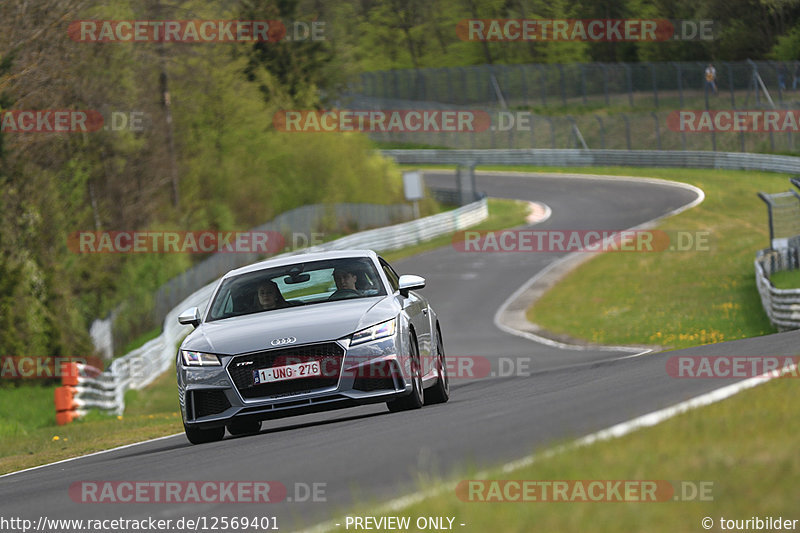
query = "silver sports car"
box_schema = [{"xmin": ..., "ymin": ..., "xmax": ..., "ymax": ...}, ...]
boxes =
[{"xmin": 176, "ymin": 250, "xmax": 449, "ymax": 444}]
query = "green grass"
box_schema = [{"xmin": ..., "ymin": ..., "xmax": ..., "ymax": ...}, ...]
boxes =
[
  {"xmin": 381, "ymin": 197, "xmax": 531, "ymax": 263},
  {"xmin": 0, "ymin": 372, "xmax": 183, "ymax": 475},
  {"xmin": 0, "ymin": 383, "xmax": 61, "ymax": 440},
  {"xmin": 0, "ymin": 198, "xmax": 528, "ymax": 475},
  {"xmin": 327, "ymin": 374, "xmax": 800, "ymax": 533},
  {"xmin": 119, "ymin": 327, "xmax": 161, "ymax": 356},
  {"xmin": 769, "ymin": 269, "xmax": 800, "ymax": 290}
]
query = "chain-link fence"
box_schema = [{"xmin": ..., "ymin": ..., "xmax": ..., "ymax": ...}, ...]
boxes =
[
  {"xmin": 339, "ymin": 60, "xmax": 800, "ymax": 153},
  {"xmin": 351, "ymin": 60, "xmax": 800, "ymax": 110}
]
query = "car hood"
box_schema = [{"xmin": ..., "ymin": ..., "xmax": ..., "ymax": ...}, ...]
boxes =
[{"xmin": 183, "ymin": 296, "xmax": 398, "ymax": 355}]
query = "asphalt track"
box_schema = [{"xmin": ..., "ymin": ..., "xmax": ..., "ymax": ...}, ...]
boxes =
[{"xmin": 2, "ymin": 171, "xmax": 799, "ymax": 532}]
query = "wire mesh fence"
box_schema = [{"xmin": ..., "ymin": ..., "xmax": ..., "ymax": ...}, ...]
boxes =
[{"xmin": 339, "ymin": 60, "xmax": 800, "ymax": 154}]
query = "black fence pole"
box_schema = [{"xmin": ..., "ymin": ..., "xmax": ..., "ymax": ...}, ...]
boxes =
[
  {"xmin": 652, "ymin": 112, "xmax": 661, "ymax": 150},
  {"xmin": 651, "ymin": 62, "xmax": 659, "ymax": 108},
  {"xmin": 625, "ymin": 63, "xmax": 633, "ymax": 107},
  {"xmin": 622, "ymin": 113, "xmax": 631, "ymax": 149},
  {"xmin": 581, "ymin": 64, "xmax": 587, "ymax": 105},
  {"xmin": 594, "ymin": 115, "xmax": 605, "ymax": 149}
]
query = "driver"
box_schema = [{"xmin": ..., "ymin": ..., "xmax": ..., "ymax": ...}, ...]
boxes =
[
  {"xmin": 329, "ymin": 265, "xmax": 361, "ymax": 300},
  {"xmin": 332, "ymin": 267, "xmax": 358, "ymax": 292}
]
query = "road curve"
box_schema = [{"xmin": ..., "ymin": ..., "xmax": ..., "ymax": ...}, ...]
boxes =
[{"xmin": 2, "ymin": 171, "xmax": 798, "ymax": 532}]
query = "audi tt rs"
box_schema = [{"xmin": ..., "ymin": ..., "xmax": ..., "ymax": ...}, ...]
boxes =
[{"xmin": 176, "ymin": 249, "xmax": 449, "ymax": 444}]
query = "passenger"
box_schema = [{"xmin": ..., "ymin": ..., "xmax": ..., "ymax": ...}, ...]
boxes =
[{"xmin": 256, "ymin": 280, "xmax": 286, "ymax": 310}]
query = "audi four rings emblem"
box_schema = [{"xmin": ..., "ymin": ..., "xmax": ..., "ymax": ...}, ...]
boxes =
[{"xmin": 271, "ymin": 336, "xmax": 297, "ymax": 346}]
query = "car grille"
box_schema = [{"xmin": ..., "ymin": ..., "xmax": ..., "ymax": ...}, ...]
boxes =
[
  {"xmin": 192, "ymin": 389, "xmax": 231, "ymax": 418},
  {"xmin": 228, "ymin": 342, "xmax": 344, "ymax": 399},
  {"xmin": 352, "ymin": 360, "xmax": 399, "ymax": 392}
]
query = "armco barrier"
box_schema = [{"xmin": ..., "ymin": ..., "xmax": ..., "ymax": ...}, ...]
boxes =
[
  {"xmin": 755, "ymin": 247, "xmax": 800, "ymax": 331},
  {"xmin": 58, "ymin": 198, "xmax": 489, "ymax": 422},
  {"xmin": 382, "ymin": 149, "xmax": 800, "ymax": 174},
  {"xmin": 55, "ymin": 361, "xmax": 110, "ymax": 424}
]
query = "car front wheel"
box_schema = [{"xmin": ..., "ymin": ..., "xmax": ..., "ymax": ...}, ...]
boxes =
[
  {"xmin": 387, "ymin": 335, "xmax": 424, "ymax": 412},
  {"xmin": 424, "ymin": 326, "xmax": 449, "ymax": 405}
]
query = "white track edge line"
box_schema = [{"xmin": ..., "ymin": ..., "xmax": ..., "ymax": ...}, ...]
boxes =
[
  {"xmin": 299, "ymin": 364, "xmax": 795, "ymax": 533},
  {"xmin": 0, "ymin": 432, "xmax": 183, "ymax": 479}
]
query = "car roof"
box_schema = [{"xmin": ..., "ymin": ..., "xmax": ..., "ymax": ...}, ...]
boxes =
[{"xmin": 223, "ymin": 249, "xmax": 381, "ymax": 279}]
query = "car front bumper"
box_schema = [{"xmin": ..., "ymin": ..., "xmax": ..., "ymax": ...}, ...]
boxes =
[{"xmin": 177, "ymin": 336, "xmax": 414, "ymax": 429}]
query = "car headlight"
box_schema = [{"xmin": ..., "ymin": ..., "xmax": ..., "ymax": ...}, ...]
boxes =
[
  {"xmin": 351, "ymin": 319, "xmax": 397, "ymax": 346},
  {"xmin": 181, "ymin": 350, "xmax": 221, "ymax": 366}
]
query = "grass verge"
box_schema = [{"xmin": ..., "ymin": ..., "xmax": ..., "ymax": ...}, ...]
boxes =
[
  {"xmin": 0, "ymin": 198, "xmax": 528, "ymax": 475},
  {"xmin": 0, "ymin": 372, "xmax": 183, "ymax": 476},
  {"xmin": 328, "ymin": 374, "xmax": 800, "ymax": 533},
  {"xmin": 769, "ymin": 269, "xmax": 800, "ymax": 290}
]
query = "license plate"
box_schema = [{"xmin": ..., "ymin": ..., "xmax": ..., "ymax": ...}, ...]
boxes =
[{"xmin": 254, "ymin": 361, "xmax": 321, "ymax": 384}]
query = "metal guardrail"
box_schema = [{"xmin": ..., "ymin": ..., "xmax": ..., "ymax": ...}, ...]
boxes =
[
  {"xmin": 67, "ymin": 198, "xmax": 489, "ymax": 419},
  {"xmin": 382, "ymin": 148, "xmax": 800, "ymax": 174},
  {"xmin": 755, "ymin": 247, "xmax": 800, "ymax": 331}
]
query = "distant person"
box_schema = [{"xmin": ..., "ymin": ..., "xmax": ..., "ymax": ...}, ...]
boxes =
[
  {"xmin": 256, "ymin": 280, "xmax": 286, "ymax": 310},
  {"xmin": 704, "ymin": 64, "xmax": 718, "ymax": 95},
  {"xmin": 793, "ymin": 63, "xmax": 800, "ymax": 91}
]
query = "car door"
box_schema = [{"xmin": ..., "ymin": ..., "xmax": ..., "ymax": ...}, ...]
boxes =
[{"xmin": 380, "ymin": 258, "xmax": 432, "ymax": 361}]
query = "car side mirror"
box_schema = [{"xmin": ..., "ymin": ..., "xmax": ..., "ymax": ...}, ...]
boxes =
[
  {"xmin": 178, "ymin": 307, "xmax": 201, "ymax": 328},
  {"xmin": 398, "ymin": 274, "xmax": 426, "ymax": 297}
]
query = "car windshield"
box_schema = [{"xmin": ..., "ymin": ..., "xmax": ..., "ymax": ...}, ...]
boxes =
[{"xmin": 206, "ymin": 257, "xmax": 386, "ymax": 321}]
